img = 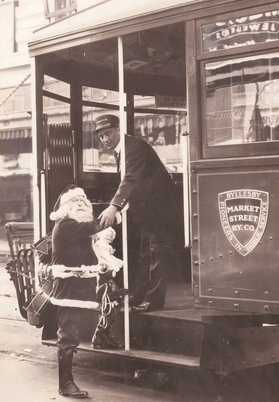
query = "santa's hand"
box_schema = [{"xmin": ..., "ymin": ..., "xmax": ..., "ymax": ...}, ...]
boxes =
[{"xmin": 98, "ymin": 205, "xmax": 118, "ymax": 229}]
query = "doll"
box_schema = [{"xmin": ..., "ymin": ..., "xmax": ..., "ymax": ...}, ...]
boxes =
[{"xmin": 93, "ymin": 227, "xmax": 123, "ymax": 271}]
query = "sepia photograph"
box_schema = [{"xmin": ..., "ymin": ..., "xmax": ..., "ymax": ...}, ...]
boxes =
[{"xmin": 1, "ymin": 1, "xmax": 279, "ymax": 401}]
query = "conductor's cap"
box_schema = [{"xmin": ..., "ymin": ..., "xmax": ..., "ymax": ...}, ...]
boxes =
[{"xmin": 94, "ymin": 114, "xmax": 119, "ymax": 133}]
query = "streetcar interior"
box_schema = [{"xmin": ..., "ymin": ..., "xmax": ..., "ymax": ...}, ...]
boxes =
[{"xmin": 40, "ymin": 21, "xmax": 191, "ymax": 310}]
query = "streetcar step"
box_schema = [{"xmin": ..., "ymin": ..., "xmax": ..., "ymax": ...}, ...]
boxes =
[{"xmin": 42, "ymin": 339, "xmax": 200, "ymax": 369}]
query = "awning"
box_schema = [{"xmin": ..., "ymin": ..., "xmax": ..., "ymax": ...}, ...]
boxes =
[
  {"xmin": 0, "ymin": 128, "xmax": 31, "ymax": 140},
  {"xmin": 0, "ymin": 128, "xmax": 32, "ymax": 155},
  {"xmin": 28, "ymin": 0, "xmax": 202, "ymax": 56}
]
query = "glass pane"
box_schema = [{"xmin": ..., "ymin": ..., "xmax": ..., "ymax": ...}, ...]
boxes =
[
  {"xmin": 83, "ymin": 86, "xmax": 119, "ymax": 105},
  {"xmin": 205, "ymin": 53, "xmax": 279, "ymax": 146},
  {"xmin": 82, "ymin": 23, "xmax": 187, "ymax": 173},
  {"xmin": 134, "ymin": 94, "xmax": 186, "ymax": 110},
  {"xmin": 83, "ymin": 106, "xmax": 118, "ymax": 173},
  {"xmin": 203, "ymin": 10, "xmax": 279, "ymax": 53},
  {"xmin": 43, "ymin": 75, "xmax": 70, "ymax": 98},
  {"xmin": 134, "ymin": 113, "xmax": 186, "ymax": 173},
  {"xmin": 43, "ymin": 96, "xmax": 70, "ymax": 125}
]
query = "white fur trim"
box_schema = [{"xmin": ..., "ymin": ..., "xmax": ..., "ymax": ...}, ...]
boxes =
[
  {"xmin": 51, "ymin": 264, "xmax": 101, "ymax": 279},
  {"xmin": 50, "ymin": 297, "xmax": 99, "ymax": 310},
  {"xmin": 50, "ymin": 188, "xmax": 87, "ymax": 221},
  {"xmin": 50, "ymin": 203, "xmax": 69, "ymax": 221},
  {"xmin": 60, "ymin": 187, "xmax": 86, "ymax": 206}
]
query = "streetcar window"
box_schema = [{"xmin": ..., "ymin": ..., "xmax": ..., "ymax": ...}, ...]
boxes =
[
  {"xmin": 43, "ymin": 96, "xmax": 70, "ymax": 125},
  {"xmin": 82, "ymin": 87, "xmax": 119, "ymax": 105},
  {"xmin": 133, "ymin": 111, "xmax": 187, "ymax": 174},
  {"xmin": 82, "ymin": 23, "xmax": 187, "ymax": 174},
  {"xmin": 83, "ymin": 106, "xmax": 117, "ymax": 173},
  {"xmin": 43, "ymin": 75, "xmax": 70, "ymax": 98},
  {"xmin": 205, "ymin": 52, "xmax": 279, "ymax": 146},
  {"xmin": 202, "ymin": 9, "xmax": 279, "ymax": 53}
]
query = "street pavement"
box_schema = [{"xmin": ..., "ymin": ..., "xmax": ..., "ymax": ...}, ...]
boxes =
[{"xmin": 0, "ymin": 224, "xmax": 10, "ymax": 257}]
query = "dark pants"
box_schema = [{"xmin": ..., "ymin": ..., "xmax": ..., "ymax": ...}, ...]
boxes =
[
  {"xmin": 56, "ymin": 306, "xmax": 83, "ymax": 350},
  {"xmin": 132, "ymin": 231, "xmax": 171, "ymax": 307},
  {"xmin": 128, "ymin": 195, "xmax": 178, "ymax": 307}
]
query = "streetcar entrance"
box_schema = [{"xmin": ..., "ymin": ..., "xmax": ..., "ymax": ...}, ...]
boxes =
[
  {"xmin": 30, "ymin": 14, "xmax": 194, "ymax": 358},
  {"xmin": 37, "ymin": 21, "xmax": 191, "ymax": 310}
]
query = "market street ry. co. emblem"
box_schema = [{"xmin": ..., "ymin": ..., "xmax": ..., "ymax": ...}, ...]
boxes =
[{"xmin": 218, "ymin": 189, "xmax": 269, "ymax": 256}]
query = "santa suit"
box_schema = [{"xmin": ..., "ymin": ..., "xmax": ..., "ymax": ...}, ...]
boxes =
[{"xmin": 51, "ymin": 217, "xmax": 101, "ymax": 348}]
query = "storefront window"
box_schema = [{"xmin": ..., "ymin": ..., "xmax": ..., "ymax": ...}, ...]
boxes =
[{"xmin": 205, "ymin": 52, "xmax": 279, "ymax": 146}]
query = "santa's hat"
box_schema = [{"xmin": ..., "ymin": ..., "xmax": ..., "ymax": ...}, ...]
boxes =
[{"xmin": 50, "ymin": 184, "xmax": 87, "ymax": 221}]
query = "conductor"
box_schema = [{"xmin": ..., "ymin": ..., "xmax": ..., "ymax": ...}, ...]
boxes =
[{"xmin": 94, "ymin": 114, "xmax": 179, "ymax": 312}]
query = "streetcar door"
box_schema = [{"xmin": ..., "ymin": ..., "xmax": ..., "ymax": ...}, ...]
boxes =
[{"xmin": 40, "ymin": 76, "xmax": 76, "ymax": 234}]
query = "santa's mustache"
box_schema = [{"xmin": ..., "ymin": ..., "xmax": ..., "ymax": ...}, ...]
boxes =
[{"xmin": 69, "ymin": 207, "xmax": 93, "ymax": 222}]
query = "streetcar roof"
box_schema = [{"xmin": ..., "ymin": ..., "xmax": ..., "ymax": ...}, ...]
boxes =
[{"xmin": 28, "ymin": 0, "xmax": 203, "ymax": 56}]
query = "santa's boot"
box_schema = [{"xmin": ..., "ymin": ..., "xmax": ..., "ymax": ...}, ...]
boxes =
[
  {"xmin": 58, "ymin": 347, "xmax": 88, "ymax": 398},
  {"xmin": 92, "ymin": 311, "xmax": 120, "ymax": 349}
]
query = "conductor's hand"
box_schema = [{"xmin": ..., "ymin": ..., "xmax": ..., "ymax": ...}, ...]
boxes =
[{"xmin": 98, "ymin": 204, "xmax": 118, "ymax": 229}]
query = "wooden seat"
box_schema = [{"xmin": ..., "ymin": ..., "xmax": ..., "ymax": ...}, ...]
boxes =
[{"xmin": 5, "ymin": 222, "xmax": 35, "ymax": 319}]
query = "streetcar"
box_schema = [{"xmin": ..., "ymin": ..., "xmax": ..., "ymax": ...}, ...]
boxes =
[{"xmin": 7, "ymin": 0, "xmax": 279, "ymax": 378}]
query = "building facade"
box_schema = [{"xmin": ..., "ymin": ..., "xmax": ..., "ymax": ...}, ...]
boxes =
[{"xmin": 0, "ymin": 0, "xmax": 98, "ymax": 222}]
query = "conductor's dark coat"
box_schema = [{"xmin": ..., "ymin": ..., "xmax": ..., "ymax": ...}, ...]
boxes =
[{"xmin": 111, "ymin": 135, "xmax": 178, "ymax": 241}]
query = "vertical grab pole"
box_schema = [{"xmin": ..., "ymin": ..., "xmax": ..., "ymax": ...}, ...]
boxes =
[
  {"xmin": 182, "ymin": 127, "xmax": 190, "ymax": 248},
  {"xmin": 31, "ymin": 57, "xmax": 39, "ymax": 289},
  {"xmin": 40, "ymin": 170, "xmax": 47, "ymax": 237},
  {"xmin": 118, "ymin": 36, "xmax": 130, "ymax": 351}
]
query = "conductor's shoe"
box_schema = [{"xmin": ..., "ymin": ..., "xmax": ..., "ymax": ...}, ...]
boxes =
[
  {"xmin": 120, "ymin": 295, "xmax": 137, "ymax": 307},
  {"xmin": 131, "ymin": 301, "xmax": 161, "ymax": 313},
  {"xmin": 59, "ymin": 380, "xmax": 88, "ymax": 398}
]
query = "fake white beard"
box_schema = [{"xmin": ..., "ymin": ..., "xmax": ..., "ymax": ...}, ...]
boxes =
[{"xmin": 68, "ymin": 209, "xmax": 93, "ymax": 223}]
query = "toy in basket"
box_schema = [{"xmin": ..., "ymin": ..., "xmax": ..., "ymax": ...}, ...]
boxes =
[
  {"xmin": 32, "ymin": 233, "xmax": 52, "ymax": 265},
  {"xmin": 24, "ymin": 279, "xmax": 53, "ymax": 327}
]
